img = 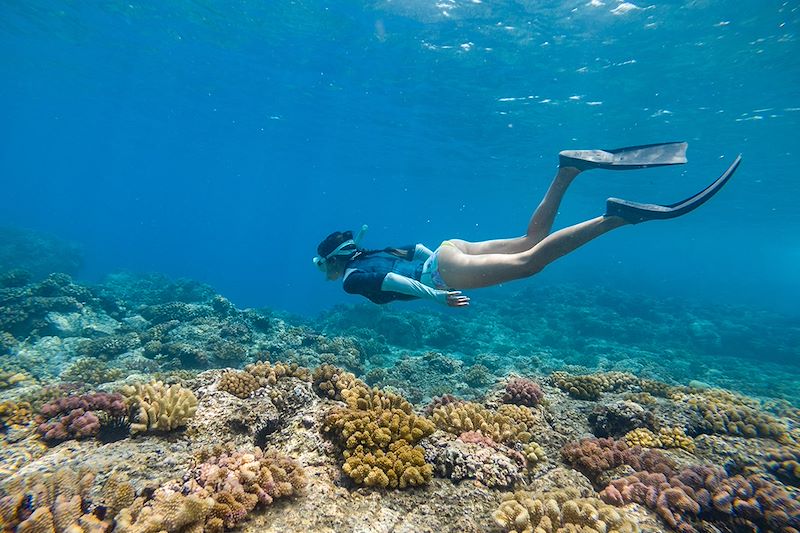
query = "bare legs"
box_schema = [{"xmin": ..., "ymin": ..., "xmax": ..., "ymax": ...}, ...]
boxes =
[
  {"xmin": 438, "ymin": 166, "xmax": 629, "ymax": 290},
  {"xmin": 449, "ymin": 166, "xmax": 581, "ymax": 255}
]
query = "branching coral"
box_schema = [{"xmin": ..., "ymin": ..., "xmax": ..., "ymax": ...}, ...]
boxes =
[
  {"xmin": 342, "ymin": 441, "xmax": 431, "ymax": 489},
  {"xmin": 116, "ymin": 446, "xmax": 305, "ymax": 532},
  {"xmin": 522, "ymin": 442, "xmax": 547, "ymax": 469},
  {"xmin": 623, "ymin": 427, "xmax": 695, "ymax": 453},
  {"xmin": 600, "ymin": 465, "xmax": 800, "ymax": 533},
  {"xmin": 765, "ymin": 446, "xmax": 800, "ymax": 486},
  {"xmin": 501, "ymin": 377, "xmax": 544, "ymax": 407},
  {"xmin": 311, "ymin": 364, "xmax": 362, "ymax": 401},
  {"xmin": 115, "ymin": 486, "xmax": 213, "ymax": 532},
  {"xmin": 245, "ymin": 360, "xmax": 311, "ymax": 386},
  {"xmin": 323, "ymin": 380, "xmax": 435, "ymax": 489},
  {"xmin": 61, "ymin": 358, "xmax": 124, "ymax": 385},
  {"xmin": 678, "ymin": 390, "xmax": 789, "ymax": 441},
  {"xmin": 655, "ymin": 427, "xmax": 695, "ymax": 452},
  {"xmin": 493, "ymin": 487, "xmax": 641, "ymax": 533},
  {"xmin": 551, "ymin": 371, "xmax": 639, "ymax": 400},
  {"xmin": 0, "ymin": 400, "xmax": 33, "ymax": 431},
  {"xmin": 217, "ymin": 362, "xmax": 311, "ymax": 399},
  {"xmin": 430, "ymin": 402, "xmax": 538, "ymax": 446},
  {"xmin": 422, "ymin": 394, "xmax": 465, "ymax": 416},
  {"xmin": 0, "ymin": 369, "xmax": 28, "ymax": 389},
  {"xmin": 560, "ymin": 438, "xmax": 675, "ymax": 483},
  {"xmin": 218, "ymin": 370, "xmax": 260, "ymax": 399},
  {"xmin": 0, "ymin": 467, "xmax": 135, "ymax": 531},
  {"xmin": 638, "ymin": 378, "xmax": 674, "ymax": 398},
  {"xmin": 35, "ymin": 393, "xmax": 127, "ymax": 443},
  {"xmin": 188, "ymin": 445, "xmax": 305, "ymax": 529},
  {"xmin": 120, "ymin": 381, "xmax": 198, "ymax": 433}
]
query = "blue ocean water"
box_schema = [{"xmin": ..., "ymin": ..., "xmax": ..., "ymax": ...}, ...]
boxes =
[{"xmin": 1, "ymin": 0, "xmax": 798, "ymax": 316}]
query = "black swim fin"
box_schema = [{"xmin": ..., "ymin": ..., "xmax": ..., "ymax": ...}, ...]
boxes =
[
  {"xmin": 559, "ymin": 142, "xmax": 688, "ymax": 171},
  {"xmin": 605, "ymin": 155, "xmax": 741, "ymax": 224}
]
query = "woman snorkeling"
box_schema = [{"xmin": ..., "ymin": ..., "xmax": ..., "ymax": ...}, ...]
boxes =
[{"xmin": 314, "ymin": 142, "xmax": 741, "ymax": 308}]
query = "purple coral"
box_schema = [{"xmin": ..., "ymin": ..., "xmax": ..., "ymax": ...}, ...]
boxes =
[
  {"xmin": 561, "ymin": 438, "xmax": 674, "ymax": 483},
  {"xmin": 36, "ymin": 392, "xmax": 126, "ymax": 443},
  {"xmin": 423, "ymin": 394, "xmax": 465, "ymax": 416},
  {"xmin": 501, "ymin": 377, "xmax": 544, "ymax": 407},
  {"xmin": 600, "ymin": 465, "xmax": 800, "ymax": 533}
]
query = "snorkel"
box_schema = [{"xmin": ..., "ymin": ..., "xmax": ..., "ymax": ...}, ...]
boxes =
[{"xmin": 313, "ymin": 225, "xmax": 368, "ymax": 274}]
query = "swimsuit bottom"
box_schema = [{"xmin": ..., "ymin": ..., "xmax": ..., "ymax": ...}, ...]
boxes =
[{"xmin": 420, "ymin": 240, "xmax": 455, "ymax": 290}]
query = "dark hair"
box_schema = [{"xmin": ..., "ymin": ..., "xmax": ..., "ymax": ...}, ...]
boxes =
[{"xmin": 317, "ymin": 230, "xmax": 354, "ymax": 257}]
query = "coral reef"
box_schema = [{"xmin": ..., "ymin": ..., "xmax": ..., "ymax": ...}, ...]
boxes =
[
  {"xmin": 0, "ymin": 467, "xmax": 135, "ymax": 531},
  {"xmin": 623, "ymin": 427, "xmax": 695, "ymax": 453},
  {"xmin": 61, "ymin": 357, "xmax": 124, "ymax": 384},
  {"xmin": 765, "ymin": 446, "xmax": 800, "ymax": 486},
  {"xmin": 600, "ymin": 465, "xmax": 800, "ymax": 533},
  {"xmin": 0, "ymin": 226, "xmax": 83, "ymax": 280},
  {"xmin": 0, "ymin": 400, "xmax": 33, "ymax": 430},
  {"xmin": 678, "ymin": 389, "xmax": 790, "ymax": 441},
  {"xmin": 77, "ymin": 333, "xmax": 140, "ymax": 360},
  {"xmin": 218, "ymin": 369, "xmax": 260, "ymax": 399},
  {"xmin": 245, "ymin": 360, "xmax": 311, "ymax": 386},
  {"xmin": 501, "ymin": 377, "xmax": 544, "ymax": 407},
  {"xmin": 561, "ymin": 438, "xmax": 675, "ymax": 483},
  {"xmin": 120, "ymin": 381, "xmax": 198, "ymax": 433},
  {"xmin": 422, "ymin": 433, "xmax": 525, "ymax": 488},
  {"xmin": 323, "ymin": 379, "xmax": 435, "ymax": 489},
  {"xmin": 431, "ymin": 401, "xmax": 540, "ymax": 446},
  {"xmin": 311, "ymin": 364, "xmax": 362, "ymax": 401},
  {"xmin": 493, "ymin": 487, "xmax": 641, "ymax": 533},
  {"xmin": 0, "ymin": 273, "xmax": 92, "ymax": 339},
  {"xmin": 589, "ymin": 400, "xmax": 656, "ymax": 438},
  {"xmin": 0, "ymin": 369, "xmax": 28, "ymax": 389},
  {"xmin": 3, "ymin": 270, "xmax": 800, "ymax": 533},
  {"xmin": 35, "ymin": 392, "xmax": 127, "ymax": 443},
  {"xmin": 551, "ymin": 371, "xmax": 639, "ymax": 400}
]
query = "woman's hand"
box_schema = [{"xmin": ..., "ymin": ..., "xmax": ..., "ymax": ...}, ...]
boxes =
[{"xmin": 446, "ymin": 291, "xmax": 470, "ymax": 307}]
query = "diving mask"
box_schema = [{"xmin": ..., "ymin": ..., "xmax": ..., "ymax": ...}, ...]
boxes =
[{"xmin": 313, "ymin": 225, "xmax": 368, "ymax": 273}]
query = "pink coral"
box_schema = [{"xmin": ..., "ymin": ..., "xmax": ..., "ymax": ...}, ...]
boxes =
[
  {"xmin": 458, "ymin": 431, "xmax": 499, "ymax": 447},
  {"xmin": 183, "ymin": 446, "xmax": 305, "ymax": 529},
  {"xmin": 601, "ymin": 465, "xmax": 800, "ymax": 533},
  {"xmin": 36, "ymin": 392, "xmax": 126, "ymax": 442},
  {"xmin": 501, "ymin": 377, "xmax": 544, "ymax": 407},
  {"xmin": 561, "ymin": 438, "xmax": 675, "ymax": 483},
  {"xmin": 457, "ymin": 431, "xmax": 526, "ymax": 466}
]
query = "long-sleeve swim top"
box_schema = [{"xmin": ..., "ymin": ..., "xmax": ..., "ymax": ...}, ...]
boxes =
[{"xmin": 342, "ymin": 244, "xmax": 449, "ymax": 305}]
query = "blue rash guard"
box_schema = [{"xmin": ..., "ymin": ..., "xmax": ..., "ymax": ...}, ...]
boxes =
[{"xmin": 342, "ymin": 244, "xmax": 450, "ymax": 305}]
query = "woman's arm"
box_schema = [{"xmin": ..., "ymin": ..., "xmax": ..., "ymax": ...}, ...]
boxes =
[
  {"xmin": 381, "ymin": 273, "xmax": 469, "ymax": 307},
  {"xmin": 413, "ymin": 244, "xmax": 434, "ymax": 261}
]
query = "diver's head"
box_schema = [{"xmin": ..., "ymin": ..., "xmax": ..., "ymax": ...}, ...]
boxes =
[{"xmin": 313, "ymin": 225, "xmax": 367, "ymax": 280}]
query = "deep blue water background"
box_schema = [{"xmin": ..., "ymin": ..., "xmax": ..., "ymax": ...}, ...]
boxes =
[{"xmin": 1, "ymin": 1, "xmax": 798, "ymax": 316}]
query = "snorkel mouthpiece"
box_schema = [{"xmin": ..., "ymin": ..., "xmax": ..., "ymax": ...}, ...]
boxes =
[{"xmin": 313, "ymin": 225, "xmax": 368, "ymax": 273}]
